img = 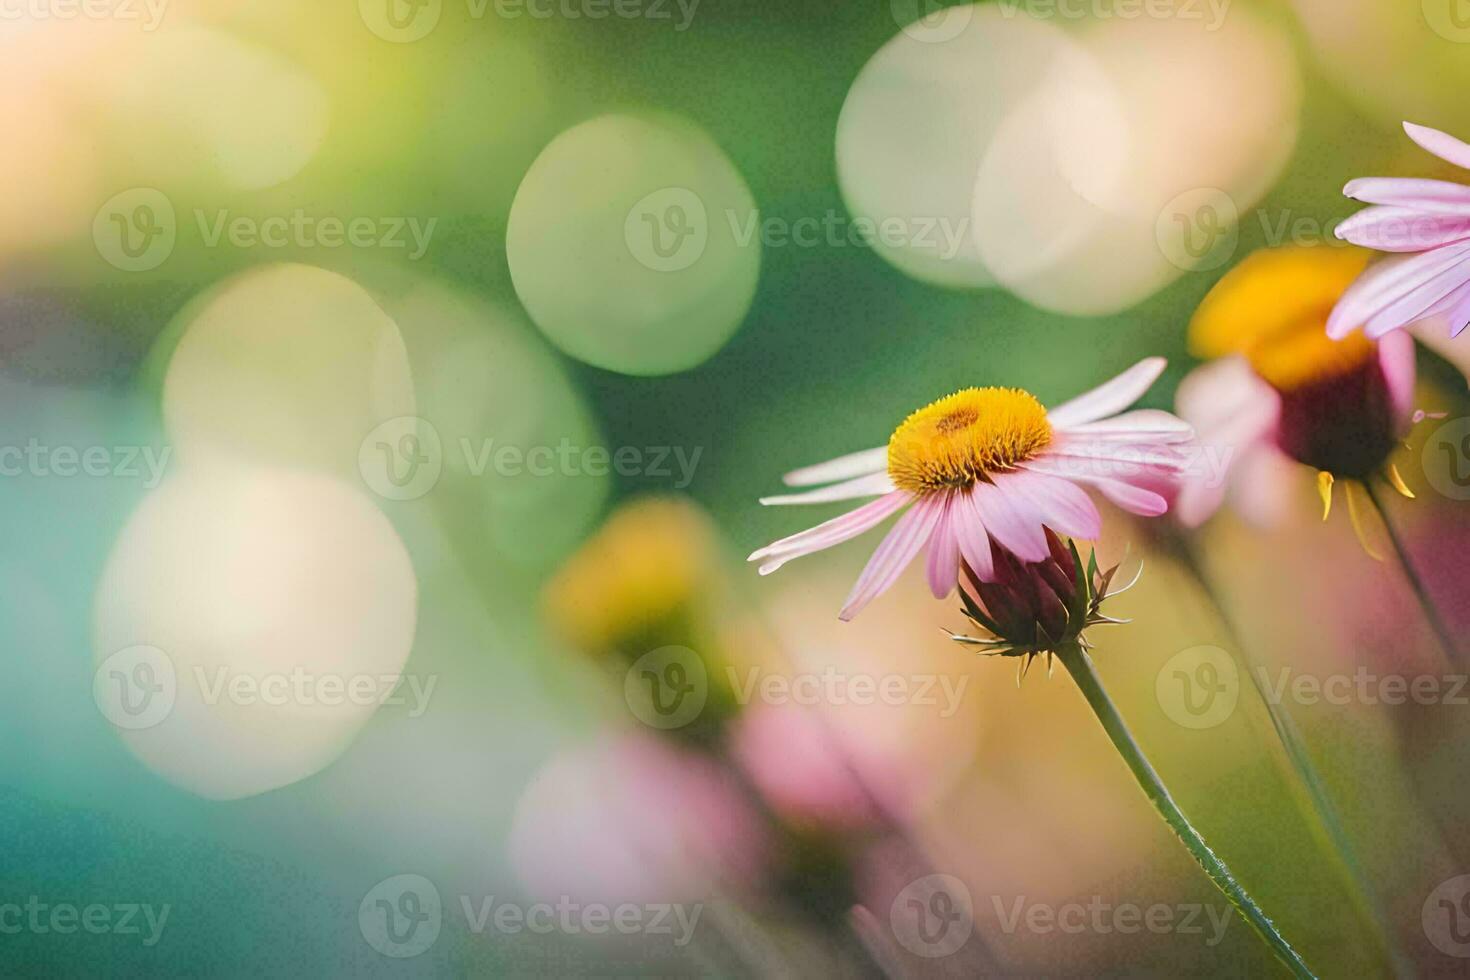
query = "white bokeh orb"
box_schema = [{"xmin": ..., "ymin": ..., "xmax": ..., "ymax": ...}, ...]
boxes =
[
  {"xmin": 93, "ymin": 462, "xmax": 418, "ymax": 800},
  {"xmin": 972, "ymin": 6, "xmax": 1300, "ymax": 315},
  {"xmin": 507, "ymin": 112, "xmax": 761, "ymax": 376},
  {"xmin": 1290, "ymin": 0, "xmax": 1470, "ymax": 135},
  {"xmin": 836, "ymin": 4, "xmax": 1080, "ymax": 289},
  {"xmin": 160, "ymin": 263, "xmax": 415, "ymax": 479},
  {"xmin": 372, "ymin": 275, "xmax": 610, "ymax": 572},
  {"xmin": 86, "ymin": 25, "xmax": 328, "ymax": 191}
]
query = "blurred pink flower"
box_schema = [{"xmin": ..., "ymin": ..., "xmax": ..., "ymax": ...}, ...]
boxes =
[
  {"xmin": 508, "ymin": 732, "xmax": 767, "ymax": 907},
  {"xmin": 1175, "ymin": 334, "xmax": 1417, "ymax": 528},
  {"xmin": 1330, "ymin": 122, "xmax": 1470, "ymax": 340},
  {"xmin": 750, "ymin": 359, "xmax": 1190, "ymax": 619},
  {"xmin": 730, "ymin": 703, "xmax": 902, "ymax": 830}
]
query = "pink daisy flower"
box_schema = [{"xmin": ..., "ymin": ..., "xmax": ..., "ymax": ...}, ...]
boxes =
[
  {"xmin": 749, "ymin": 358, "xmax": 1192, "ymax": 620},
  {"xmin": 1177, "ymin": 246, "xmax": 1423, "ymax": 530},
  {"xmin": 1329, "ymin": 122, "xmax": 1470, "ymax": 340}
]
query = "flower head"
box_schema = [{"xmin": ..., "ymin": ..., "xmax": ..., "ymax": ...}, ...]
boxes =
[
  {"xmin": 1176, "ymin": 246, "xmax": 1419, "ymax": 528},
  {"xmin": 544, "ymin": 495, "xmax": 718, "ymax": 655},
  {"xmin": 1329, "ymin": 121, "xmax": 1470, "ymax": 341},
  {"xmin": 948, "ymin": 529, "xmax": 1133, "ymax": 682},
  {"xmin": 750, "ymin": 359, "xmax": 1190, "ymax": 620}
]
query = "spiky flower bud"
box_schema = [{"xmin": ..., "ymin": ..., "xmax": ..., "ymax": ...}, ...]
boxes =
[{"xmin": 948, "ymin": 529, "xmax": 1133, "ymax": 683}]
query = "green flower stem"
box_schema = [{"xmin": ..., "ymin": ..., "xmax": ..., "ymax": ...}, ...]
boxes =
[
  {"xmin": 1170, "ymin": 537, "xmax": 1409, "ymax": 978},
  {"xmin": 1055, "ymin": 641, "xmax": 1316, "ymax": 979},
  {"xmin": 1362, "ymin": 480, "xmax": 1461, "ymax": 667}
]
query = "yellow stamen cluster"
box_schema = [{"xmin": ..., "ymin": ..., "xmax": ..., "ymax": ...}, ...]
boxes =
[
  {"xmin": 1246, "ymin": 317, "xmax": 1377, "ymax": 391},
  {"xmin": 1189, "ymin": 245, "xmax": 1378, "ymax": 392},
  {"xmin": 887, "ymin": 387, "xmax": 1052, "ymax": 495},
  {"xmin": 543, "ymin": 496, "xmax": 714, "ymax": 654}
]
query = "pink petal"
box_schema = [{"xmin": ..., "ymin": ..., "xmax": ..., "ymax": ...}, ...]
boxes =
[
  {"xmin": 1361, "ymin": 247, "xmax": 1470, "ymax": 338},
  {"xmin": 760, "ymin": 471, "xmax": 895, "ymax": 506},
  {"xmin": 1344, "ymin": 177, "xmax": 1470, "ymax": 213},
  {"xmin": 1335, "ymin": 206, "xmax": 1470, "ymax": 252},
  {"xmin": 1087, "ymin": 477, "xmax": 1169, "ymax": 517},
  {"xmin": 1024, "ymin": 459, "xmax": 1169, "ymax": 517},
  {"xmin": 782, "ymin": 446, "xmax": 887, "ymax": 487},
  {"xmin": 1377, "ymin": 329, "xmax": 1417, "ymax": 428},
  {"xmin": 971, "ymin": 477, "xmax": 1050, "ymax": 562},
  {"xmin": 1003, "ymin": 470, "xmax": 1102, "ymax": 540},
  {"xmin": 1052, "ymin": 408, "xmax": 1193, "ymax": 443},
  {"xmin": 924, "ymin": 492, "xmax": 960, "ymax": 599},
  {"xmin": 1041, "ymin": 445, "xmax": 1190, "ymax": 478},
  {"xmin": 1173, "ymin": 469, "xmax": 1229, "ymax": 529},
  {"xmin": 750, "ymin": 491, "xmax": 910, "ymax": 573},
  {"xmin": 953, "ymin": 486, "xmax": 994, "ymax": 582},
  {"xmin": 1045, "ymin": 357, "xmax": 1167, "ymax": 429},
  {"xmin": 1170, "ymin": 357, "xmax": 1278, "ymax": 528},
  {"xmin": 1227, "ymin": 446, "xmax": 1297, "ymax": 529},
  {"xmin": 1405, "ymin": 121, "xmax": 1470, "ymax": 172},
  {"xmin": 1327, "ymin": 242, "xmax": 1470, "ymax": 338},
  {"xmin": 1175, "ymin": 356, "xmax": 1279, "ymax": 444},
  {"xmin": 839, "ymin": 494, "xmax": 945, "ymax": 621}
]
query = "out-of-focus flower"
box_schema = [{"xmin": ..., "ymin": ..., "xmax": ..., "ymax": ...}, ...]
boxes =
[
  {"xmin": 508, "ymin": 731, "xmax": 767, "ymax": 907},
  {"xmin": 1329, "ymin": 122, "xmax": 1470, "ymax": 340},
  {"xmin": 543, "ymin": 495, "xmax": 718, "ymax": 657},
  {"xmin": 1176, "ymin": 246, "xmax": 1420, "ymax": 529},
  {"xmin": 948, "ymin": 530, "xmax": 1131, "ymax": 682},
  {"xmin": 730, "ymin": 703, "xmax": 895, "ymax": 831},
  {"xmin": 750, "ymin": 360, "xmax": 1190, "ymax": 620}
]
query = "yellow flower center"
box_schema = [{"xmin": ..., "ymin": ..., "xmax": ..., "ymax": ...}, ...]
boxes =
[
  {"xmin": 887, "ymin": 387, "xmax": 1052, "ymax": 495},
  {"xmin": 1188, "ymin": 244, "xmax": 1379, "ymax": 392},
  {"xmin": 1245, "ymin": 318, "xmax": 1377, "ymax": 392}
]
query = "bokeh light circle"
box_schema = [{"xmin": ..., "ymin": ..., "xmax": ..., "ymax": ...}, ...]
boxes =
[
  {"xmin": 507, "ymin": 112, "xmax": 761, "ymax": 376},
  {"xmin": 838, "ymin": 4, "xmax": 1081, "ymax": 289},
  {"xmin": 159, "ymin": 263, "xmax": 416, "ymax": 479},
  {"xmin": 93, "ymin": 461, "xmax": 419, "ymax": 800}
]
